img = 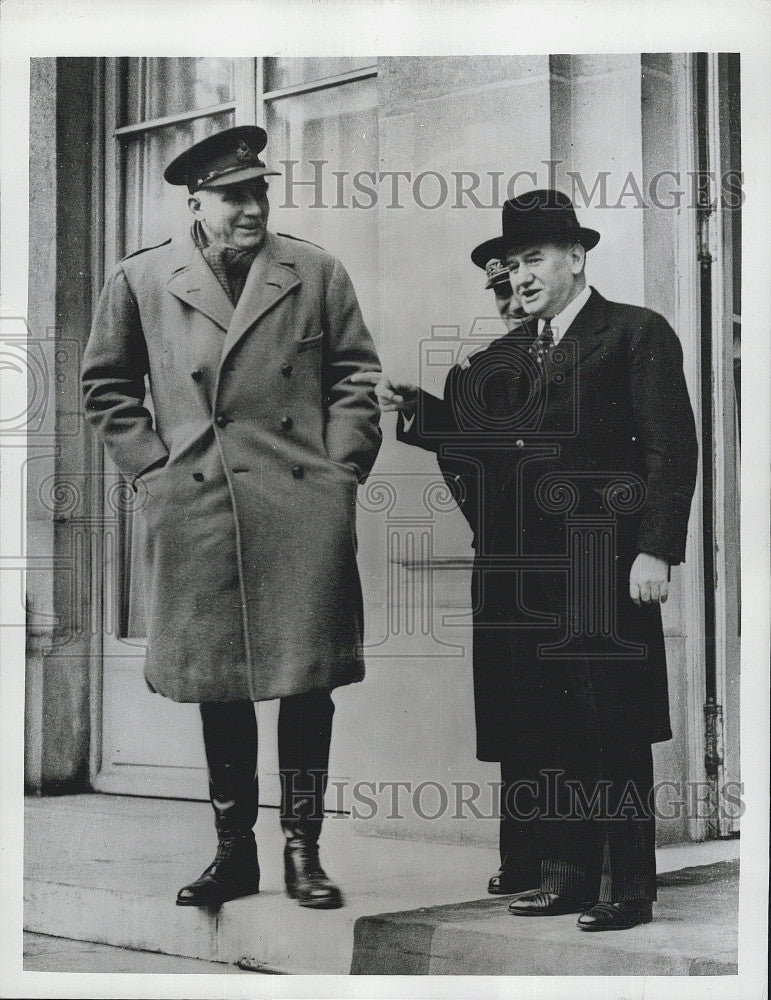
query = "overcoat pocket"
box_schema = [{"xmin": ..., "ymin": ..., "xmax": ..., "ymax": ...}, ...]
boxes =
[
  {"xmin": 326, "ymin": 457, "xmax": 360, "ymax": 479},
  {"xmin": 296, "ymin": 332, "xmax": 323, "ymax": 352},
  {"xmin": 134, "ymin": 460, "xmax": 171, "ymax": 502}
]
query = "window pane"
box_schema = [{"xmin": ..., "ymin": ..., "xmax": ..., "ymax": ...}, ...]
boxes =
[
  {"xmin": 121, "ymin": 111, "xmax": 235, "ymax": 254},
  {"xmin": 123, "ymin": 57, "xmax": 235, "ymax": 125},
  {"xmin": 265, "ymin": 79, "xmax": 379, "ymax": 336},
  {"xmin": 264, "ymin": 57, "xmax": 375, "ymax": 91}
]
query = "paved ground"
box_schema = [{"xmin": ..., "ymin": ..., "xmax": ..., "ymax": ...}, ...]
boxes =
[{"xmin": 23, "ymin": 933, "xmax": 257, "ymax": 974}]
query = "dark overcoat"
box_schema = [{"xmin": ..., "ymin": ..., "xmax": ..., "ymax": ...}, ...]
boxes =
[
  {"xmin": 82, "ymin": 230, "xmax": 382, "ymax": 702},
  {"xmin": 399, "ymin": 288, "xmax": 698, "ymax": 761}
]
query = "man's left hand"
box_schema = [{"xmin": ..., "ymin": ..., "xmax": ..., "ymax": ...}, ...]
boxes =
[{"xmin": 629, "ymin": 553, "xmax": 670, "ymax": 606}]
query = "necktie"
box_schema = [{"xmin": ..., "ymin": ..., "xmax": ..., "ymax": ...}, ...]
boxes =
[{"xmin": 529, "ymin": 319, "xmax": 555, "ymax": 365}]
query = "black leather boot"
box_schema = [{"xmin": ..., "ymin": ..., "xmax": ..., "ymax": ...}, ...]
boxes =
[
  {"xmin": 177, "ymin": 711, "xmax": 261, "ymax": 908},
  {"xmin": 282, "ymin": 822, "xmax": 343, "ymax": 909},
  {"xmin": 176, "ymin": 830, "xmax": 260, "ymax": 907},
  {"xmin": 278, "ymin": 692, "xmax": 340, "ymax": 908}
]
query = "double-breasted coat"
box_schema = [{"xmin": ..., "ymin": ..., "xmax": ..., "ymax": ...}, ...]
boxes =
[
  {"xmin": 82, "ymin": 230, "xmax": 382, "ymax": 703},
  {"xmin": 399, "ymin": 289, "xmax": 698, "ymax": 761}
]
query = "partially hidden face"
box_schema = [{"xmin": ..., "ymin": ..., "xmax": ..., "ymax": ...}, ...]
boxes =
[
  {"xmin": 190, "ymin": 179, "xmax": 270, "ymax": 250},
  {"xmin": 504, "ymin": 242, "xmax": 585, "ymax": 319},
  {"xmin": 485, "ymin": 259, "xmax": 527, "ymax": 327}
]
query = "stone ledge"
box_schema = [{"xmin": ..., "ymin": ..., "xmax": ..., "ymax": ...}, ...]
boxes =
[
  {"xmin": 23, "ymin": 793, "xmax": 508, "ymax": 974},
  {"xmin": 351, "ymin": 860, "xmax": 739, "ymax": 975}
]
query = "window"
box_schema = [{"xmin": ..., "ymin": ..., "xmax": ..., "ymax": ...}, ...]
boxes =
[
  {"xmin": 264, "ymin": 62, "xmax": 379, "ymax": 327},
  {"xmin": 107, "ymin": 58, "xmax": 241, "ymax": 256},
  {"xmin": 264, "ymin": 56, "xmax": 375, "ymax": 92}
]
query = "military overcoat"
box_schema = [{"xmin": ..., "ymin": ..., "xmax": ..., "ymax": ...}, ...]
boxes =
[
  {"xmin": 399, "ymin": 289, "xmax": 698, "ymax": 761},
  {"xmin": 83, "ymin": 230, "xmax": 382, "ymax": 702}
]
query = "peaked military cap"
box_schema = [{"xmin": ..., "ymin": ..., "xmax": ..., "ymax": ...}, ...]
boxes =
[
  {"xmin": 471, "ymin": 188, "xmax": 600, "ymax": 269},
  {"xmin": 164, "ymin": 125, "xmax": 280, "ymax": 193}
]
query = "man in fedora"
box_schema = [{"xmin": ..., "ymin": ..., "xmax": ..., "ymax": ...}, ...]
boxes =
[
  {"xmin": 354, "ymin": 189, "xmax": 697, "ymax": 931},
  {"xmin": 82, "ymin": 126, "xmax": 382, "ymax": 910}
]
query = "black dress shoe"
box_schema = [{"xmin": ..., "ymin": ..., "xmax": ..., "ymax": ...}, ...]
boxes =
[
  {"xmin": 507, "ymin": 889, "xmax": 593, "ymax": 916},
  {"xmin": 577, "ymin": 900, "xmax": 653, "ymax": 931},
  {"xmin": 176, "ymin": 835, "xmax": 260, "ymax": 907},
  {"xmin": 488, "ymin": 868, "xmax": 540, "ymax": 895},
  {"xmin": 284, "ymin": 831, "xmax": 343, "ymax": 909}
]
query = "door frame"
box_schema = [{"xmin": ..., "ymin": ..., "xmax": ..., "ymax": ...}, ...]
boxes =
[
  {"xmin": 674, "ymin": 51, "xmax": 741, "ymax": 841},
  {"xmin": 672, "ymin": 52, "xmax": 709, "ymax": 842},
  {"xmin": 702, "ymin": 52, "xmax": 741, "ymax": 837}
]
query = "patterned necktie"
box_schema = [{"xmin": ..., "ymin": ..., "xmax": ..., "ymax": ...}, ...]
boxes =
[{"xmin": 529, "ymin": 319, "xmax": 555, "ymax": 365}]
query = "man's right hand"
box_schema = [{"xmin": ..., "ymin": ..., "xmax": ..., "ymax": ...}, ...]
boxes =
[{"xmin": 349, "ymin": 371, "xmax": 419, "ymax": 419}]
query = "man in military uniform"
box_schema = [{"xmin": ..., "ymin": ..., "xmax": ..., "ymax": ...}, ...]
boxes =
[
  {"xmin": 82, "ymin": 126, "xmax": 382, "ymax": 910},
  {"xmin": 354, "ymin": 189, "xmax": 697, "ymax": 931}
]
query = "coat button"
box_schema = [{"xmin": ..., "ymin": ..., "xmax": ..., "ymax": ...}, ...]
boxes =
[
  {"xmin": 516, "ymin": 439, "xmax": 525, "ymax": 448},
  {"xmin": 281, "ymin": 363, "xmax": 293, "ymax": 377},
  {"xmin": 192, "ymin": 472, "xmax": 204, "ymax": 482},
  {"xmin": 191, "ymin": 370, "xmax": 204, "ymax": 382},
  {"xmin": 291, "ymin": 465, "xmax": 304, "ymax": 479},
  {"xmin": 215, "ymin": 414, "xmax": 230, "ymax": 428},
  {"xmin": 281, "ymin": 415, "xmax": 293, "ymax": 431}
]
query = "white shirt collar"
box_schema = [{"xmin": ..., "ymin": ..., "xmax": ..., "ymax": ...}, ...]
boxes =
[{"xmin": 538, "ymin": 284, "xmax": 592, "ymax": 343}]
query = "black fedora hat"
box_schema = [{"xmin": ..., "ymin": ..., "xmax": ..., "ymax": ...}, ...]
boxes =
[
  {"xmin": 164, "ymin": 125, "xmax": 279, "ymax": 193},
  {"xmin": 471, "ymin": 188, "xmax": 600, "ymax": 269}
]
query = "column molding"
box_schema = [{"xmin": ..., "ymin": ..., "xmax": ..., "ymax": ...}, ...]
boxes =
[
  {"xmin": 671, "ymin": 54, "xmax": 709, "ymax": 842},
  {"xmin": 25, "ymin": 57, "xmax": 98, "ymax": 793}
]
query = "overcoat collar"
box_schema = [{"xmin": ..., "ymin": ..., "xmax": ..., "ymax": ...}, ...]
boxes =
[
  {"xmin": 166, "ymin": 230, "xmax": 234, "ymax": 332},
  {"xmin": 165, "ymin": 231, "xmax": 301, "ymax": 360},
  {"xmin": 222, "ymin": 232, "xmax": 301, "ymax": 362}
]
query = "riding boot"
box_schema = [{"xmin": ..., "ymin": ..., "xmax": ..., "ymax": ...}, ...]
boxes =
[
  {"xmin": 282, "ymin": 816, "xmax": 343, "ymax": 909},
  {"xmin": 279, "ymin": 691, "xmax": 342, "ymax": 908},
  {"xmin": 177, "ymin": 703, "xmax": 260, "ymax": 907}
]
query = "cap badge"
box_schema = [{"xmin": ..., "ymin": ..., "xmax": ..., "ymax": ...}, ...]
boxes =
[{"xmin": 235, "ymin": 141, "xmax": 254, "ymax": 164}]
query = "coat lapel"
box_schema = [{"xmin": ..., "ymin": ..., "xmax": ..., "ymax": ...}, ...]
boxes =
[
  {"xmin": 166, "ymin": 235, "xmax": 235, "ymax": 332},
  {"xmin": 561, "ymin": 287, "xmax": 610, "ymax": 367},
  {"xmin": 219, "ymin": 233, "xmax": 301, "ymax": 367}
]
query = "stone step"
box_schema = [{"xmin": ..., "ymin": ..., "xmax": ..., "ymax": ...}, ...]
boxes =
[
  {"xmin": 24, "ymin": 794, "xmax": 739, "ymax": 975},
  {"xmin": 351, "ymin": 861, "xmax": 739, "ymax": 976},
  {"xmin": 23, "ymin": 793, "xmax": 504, "ymax": 974}
]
